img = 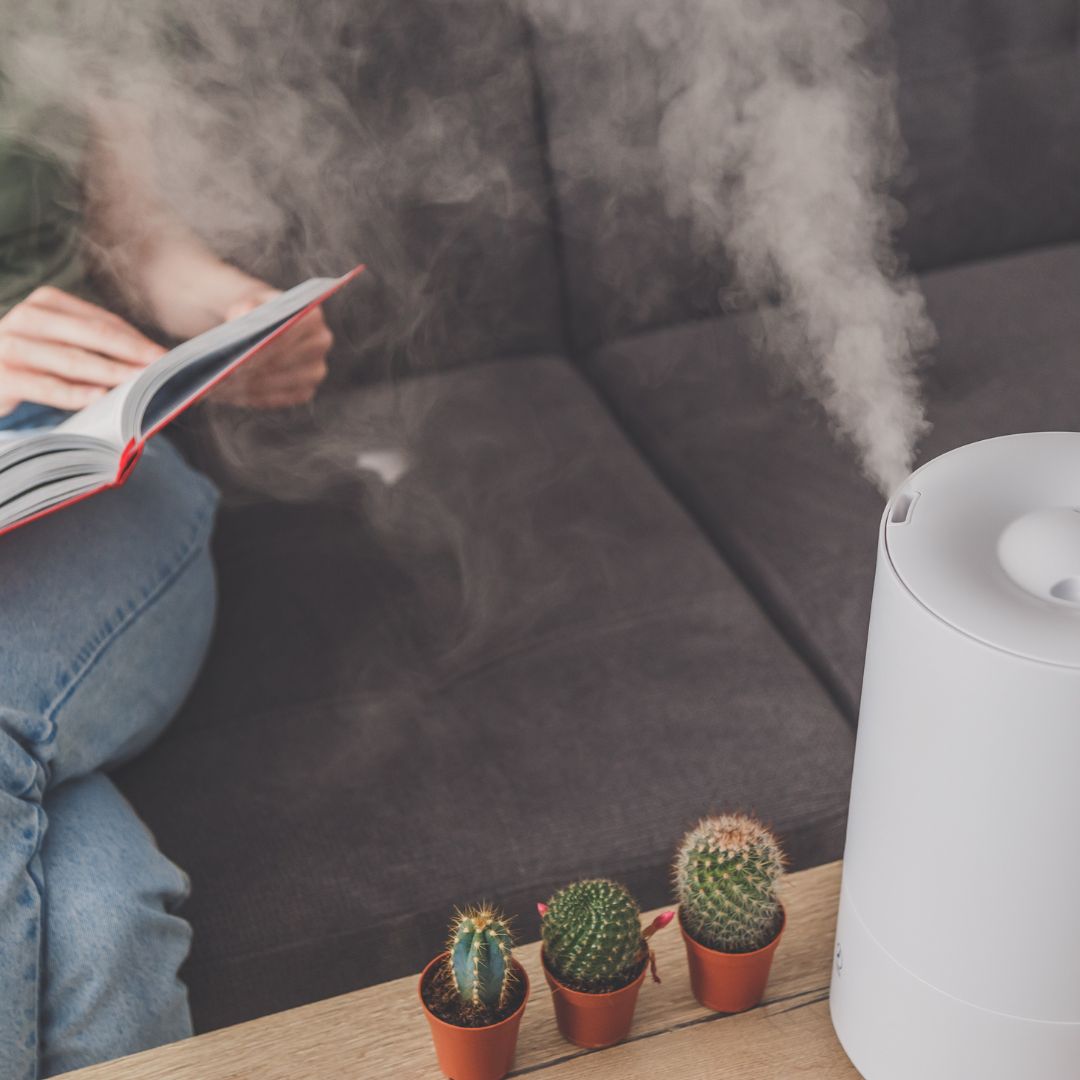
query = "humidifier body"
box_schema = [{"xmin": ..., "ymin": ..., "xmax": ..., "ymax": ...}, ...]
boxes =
[{"xmin": 830, "ymin": 433, "xmax": 1080, "ymax": 1079}]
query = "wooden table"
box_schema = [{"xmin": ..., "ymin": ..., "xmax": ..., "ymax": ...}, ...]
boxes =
[{"xmin": 63, "ymin": 861, "xmax": 859, "ymax": 1079}]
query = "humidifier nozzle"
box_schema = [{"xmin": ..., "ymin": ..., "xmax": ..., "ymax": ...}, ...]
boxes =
[{"xmin": 997, "ymin": 507, "xmax": 1080, "ymax": 606}]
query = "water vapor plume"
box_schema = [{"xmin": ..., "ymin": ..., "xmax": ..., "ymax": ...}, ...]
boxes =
[
  {"xmin": 2, "ymin": 0, "xmax": 936, "ymax": 502},
  {"xmin": 527, "ymin": 0, "xmax": 936, "ymax": 494}
]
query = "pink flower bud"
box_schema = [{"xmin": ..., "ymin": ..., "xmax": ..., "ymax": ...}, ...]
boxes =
[
  {"xmin": 537, "ymin": 902, "xmax": 549, "ymax": 917},
  {"xmin": 643, "ymin": 910, "xmax": 675, "ymax": 939}
]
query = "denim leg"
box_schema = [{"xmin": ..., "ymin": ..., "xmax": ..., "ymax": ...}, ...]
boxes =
[
  {"xmin": 0, "ymin": 437, "xmax": 219, "ymax": 1079},
  {"xmin": 0, "ymin": 438, "xmax": 219, "ymax": 763},
  {"xmin": 0, "ymin": 709, "xmax": 50, "ymax": 1080},
  {"xmin": 38, "ymin": 774, "xmax": 193, "ymax": 1079}
]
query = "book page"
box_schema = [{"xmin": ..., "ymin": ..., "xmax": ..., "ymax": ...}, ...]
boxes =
[
  {"xmin": 54, "ymin": 270, "xmax": 358, "ymax": 450},
  {"xmin": 0, "ymin": 430, "xmax": 117, "ymax": 519},
  {"xmin": 55, "ymin": 379, "xmax": 134, "ymax": 446},
  {"xmin": 134, "ymin": 275, "xmax": 345, "ymax": 438}
]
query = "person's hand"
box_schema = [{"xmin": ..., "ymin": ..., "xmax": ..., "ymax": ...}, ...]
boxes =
[
  {"xmin": 0, "ymin": 287, "xmax": 165, "ymax": 416},
  {"xmin": 210, "ymin": 283, "xmax": 333, "ymax": 410}
]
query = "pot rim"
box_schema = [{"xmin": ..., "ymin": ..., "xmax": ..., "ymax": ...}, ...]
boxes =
[
  {"xmin": 540, "ymin": 947, "xmax": 648, "ymax": 1000},
  {"xmin": 678, "ymin": 903, "xmax": 786, "ymax": 958},
  {"xmin": 418, "ymin": 952, "xmax": 530, "ymax": 1033}
]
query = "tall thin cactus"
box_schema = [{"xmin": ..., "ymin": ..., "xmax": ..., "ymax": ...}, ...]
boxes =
[{"xmin": 445, "ymin": 905, "xmax": 516, "ymax": 1013}]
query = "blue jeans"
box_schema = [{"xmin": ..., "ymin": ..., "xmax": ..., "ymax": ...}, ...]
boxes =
[{"xmin": 0, "ymin": 404, "xmax": 219, "ymax": 1078}]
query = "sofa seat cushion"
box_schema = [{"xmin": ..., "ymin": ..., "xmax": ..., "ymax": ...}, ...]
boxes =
[
  {"xmin": 588, "ymin": 243, "xmax": 1080, "ymax": 717},
  {"xmin": 112, "ymin": 354, "xmax": 853, "ymax": 1031}
]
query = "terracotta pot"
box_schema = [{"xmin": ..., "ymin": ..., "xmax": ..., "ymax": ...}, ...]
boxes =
[
  {"xmin": 680, "ymin": 907, "xmax": 785, "ymax": 1013},
  {"xmin": 419, "ymin": 954, "xmax": 529, "ymax": 1080},
  {"xmin": 541, "ymin": 949, "xmax": 646, "ymax": 1049}
]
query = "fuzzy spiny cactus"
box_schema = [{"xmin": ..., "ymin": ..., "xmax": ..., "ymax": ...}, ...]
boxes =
[
  {"xmin": 446, "ymin": 905, "xmax": 516, "ymax": 1012},
  {"xmin": 541, "ymin": 879, "xmax": 648, "ymax": 992},
  {"xmin": 674, "ymin": 814, "xmax": 785, "ymax": 953}
]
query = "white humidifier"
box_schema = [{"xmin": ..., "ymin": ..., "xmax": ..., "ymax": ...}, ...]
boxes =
[{"xmin": 830, "ymin": 432, "xmax": 1080, "ymax": 1079}]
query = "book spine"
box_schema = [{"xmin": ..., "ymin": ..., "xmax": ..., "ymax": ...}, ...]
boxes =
[{"xmin": 116, "ymin": 438, "xmax": 143, "ymax": 484}]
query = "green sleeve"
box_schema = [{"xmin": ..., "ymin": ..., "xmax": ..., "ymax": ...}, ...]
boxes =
[{"xmin": 0, "ymin": 83, "xmax": 100, "ymax": 318}]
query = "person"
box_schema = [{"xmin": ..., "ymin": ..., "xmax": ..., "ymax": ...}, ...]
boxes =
[{"xmin": 0, "ymin": 87, "xmax": 334, "ymax": 1078}]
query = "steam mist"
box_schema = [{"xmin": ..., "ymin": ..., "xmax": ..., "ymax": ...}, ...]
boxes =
[
  {"xmin": 1, "ymin": 0, "xmax": 934, "ymax": 496},
  {"xmin": 0, "ymin": 1, "xmax": 542, "ymax": 381},
  {"xmin": 527, "ymin": 0, "xmax": 935, "ymax": 494}
]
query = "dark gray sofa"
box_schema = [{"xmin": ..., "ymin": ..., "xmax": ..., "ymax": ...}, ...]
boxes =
[{"xmin": 111, "ymin": 0, "xmax": 1080, "ymax": 1033}]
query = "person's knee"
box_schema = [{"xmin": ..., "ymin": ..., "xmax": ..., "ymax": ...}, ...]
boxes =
[
  {"xmin": 40, "ymin": 891, "xmax": 192, "ymax": 1076},
  {"xmin": 46, "ymin": 542, "xmax": 218, "ymax": 783},
  {"xmin": 46, "ymin": 848, "xmax": 192, "ymax": 978},
  {"xmin": 0, "ymin": 436, "xmax": 219, "ymax": 729},
  {"xmin": 0, "ymin": 707, "xmax": 54, "ymax": 803},
  {"xmin": 39, "ymin": 776, "xmax": 192, "ymax": 1074},
  {"xmin": 43, "ymin": 774, "xmax": 192, "ymax": 959}
]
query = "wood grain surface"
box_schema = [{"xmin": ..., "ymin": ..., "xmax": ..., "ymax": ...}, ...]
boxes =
[{"xmin": 62, "ymin": 861, "xmax": 857, "ymax": 1079}]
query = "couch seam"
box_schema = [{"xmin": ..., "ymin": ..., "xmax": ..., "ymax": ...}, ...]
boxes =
[
  {"xmin": 151, "ymin": 585, "xmax": 737, "ymax": 735},
  {"xmin": 426, "ymin": 587, "xmax": 739, "ymax": 695},
  {"xmin": 516, "ymin": 1, "xmax": 579, "ymax": 365},
  {"xmin": 571, "ymin": 352, "xmax": 861, "ymax": 727},
  {"xmin": 899, "ymin": 39, "xmax": 1080, "ymax": 86},
  {"xmin": 502, "ymin": 13, "xmax": 857, "ymax": 725},
  {"xmin": 192, "ymin": 807, "xmax": 851, "ymax": 968}
]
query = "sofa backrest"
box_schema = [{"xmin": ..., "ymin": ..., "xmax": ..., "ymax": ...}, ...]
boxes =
[
  {"xmin": 524, "ymin": 0, "xmax": 1080, "ymax": 351},
  {"xmin": 275, "ymin": 0, "xmax": 566, "ymax": 381},
  {"xmin": 254, "ymin": 2, "xmax": 1080, "ymax": 373},
  {"xmin": 892, "ymin": 1, "xmax": 1080, "ymax": 271}
]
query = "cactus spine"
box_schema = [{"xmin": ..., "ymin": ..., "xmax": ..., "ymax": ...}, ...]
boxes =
[
  {"xmin": 674, "ymin": 814, "xmax": 785, "ymax": 953},
  {"xmin": 446, "ymin": 906, "xmax": 516, "ymax": 1012},
  {"xmin": 541, "ymin": 879, "xmax": 646, "ymax": 992}
]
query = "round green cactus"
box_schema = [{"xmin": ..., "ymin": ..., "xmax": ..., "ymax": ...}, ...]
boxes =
[
  {"xmin": 541, "ymin": 878, "xmax": 646, "ymax": 992},
  {"xmin": 446, "ymin": 905, "xmax": 516, "ymax": 1012},
  {"xmin": 674, "ymin": 814, "xmax": 785, "ymax": 953}
]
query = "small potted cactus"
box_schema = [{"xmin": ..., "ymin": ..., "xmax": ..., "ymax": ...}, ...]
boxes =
[
  {"xmin": 538, "ymin": 878, "xmax": 673, "ymax": 1049},
  {"xmin": 418, "ymin": 905, "xmax": 529, "ymax": 1080},
  {"xmin": 673, "ymin": 813, "xmax": 786, "ymax": 1013}
]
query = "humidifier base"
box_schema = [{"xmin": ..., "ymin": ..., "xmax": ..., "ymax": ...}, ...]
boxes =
[{"xmin": 830, "ymin": 885, "xmax": 1080, "ymax": 1080}]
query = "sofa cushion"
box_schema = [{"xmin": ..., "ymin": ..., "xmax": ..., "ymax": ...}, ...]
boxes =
[
  {"xmin": 587, "ymin": 243, "xmax": 1080, "ymax": 718},
  {"xmin": 894, "ymin": 1, "xmax": 1080, "ymax": 272},
  {"xmin": 334, "ymin": 0, "xmax": 569, "ymax": 377},
  {"xmin": 526, "ymin": 0, "xmax": 1080, "ymax": 349},
  {"xmin": 226, "ymin": 0, "xmax": 566, "ymax": 380},
  {"xmin": 112, "ymin": 354, "xmax": 853, "ymax": 1031}
]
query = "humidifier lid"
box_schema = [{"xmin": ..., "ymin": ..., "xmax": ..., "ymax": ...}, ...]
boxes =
[{"xmin": 884, "ymin": 432, "xmax": 1080, "ymax": 668}]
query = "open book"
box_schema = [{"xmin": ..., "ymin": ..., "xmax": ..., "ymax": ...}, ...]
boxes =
[{"xmin": 0, "ymin": 265, "xmax": 364, "ymax": 537}]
